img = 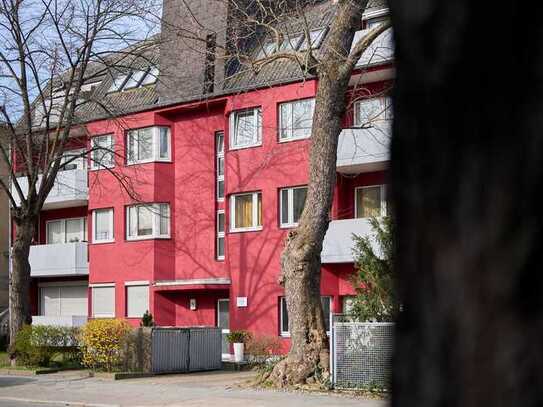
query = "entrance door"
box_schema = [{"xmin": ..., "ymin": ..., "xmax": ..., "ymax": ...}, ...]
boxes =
[{"xmin": 217, "ymin": 299, "xmax": 230, "ymax": 360}]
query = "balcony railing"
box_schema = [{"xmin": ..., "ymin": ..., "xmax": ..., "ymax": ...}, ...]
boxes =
[
  {"xmin": 321, "ymin": 218, "xmax": 378, "ymax": 263},
  {"xmin": 29, "ymin": 242, "xmax": 89, "ymax": 277},
  {"xmin": 13, "ymin": 168, "xmax": 88, "ymax": 210},
  {"xmin": 336, "ymin": 124, "xmax": 390, "ymax": 174},
  {"xmin": 32, "ymin": 315, "xmax": 88, "ymax": 327}
]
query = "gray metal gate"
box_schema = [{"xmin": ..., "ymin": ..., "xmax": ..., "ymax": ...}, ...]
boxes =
[
  {"xmin": 152, "ymin": 327, "xmax": 222, "ymax": 374},
  {"xmin": 331, "ymin": 315, "xmax": 394, "ymax": 389}
]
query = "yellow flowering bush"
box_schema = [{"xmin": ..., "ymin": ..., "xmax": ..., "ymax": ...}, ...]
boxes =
[{"xmin": 80, "ymin": 319, "xmax": 132, "ymax": 372}]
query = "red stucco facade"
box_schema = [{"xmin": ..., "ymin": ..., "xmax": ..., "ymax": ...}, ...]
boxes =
[{"xmin": 30, "ymin": 77, "xmax": 391, "ymax": 354}]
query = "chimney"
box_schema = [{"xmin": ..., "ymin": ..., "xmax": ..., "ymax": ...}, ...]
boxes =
[{"xmin": 157, "ymin": 0, "xmax": 231, "ymax": 102}]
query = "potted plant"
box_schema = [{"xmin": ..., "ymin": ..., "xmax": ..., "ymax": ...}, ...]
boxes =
[{"xmin": 227, "ymin": 330, "xmax": 249, "ymax": 362}]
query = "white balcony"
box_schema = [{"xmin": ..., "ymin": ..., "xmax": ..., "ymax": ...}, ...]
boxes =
[
  {"xmin": 321, "ymin": 218, "xmax": 378, "ymax": 263},
  {"xmin": 32, "ymin": 315, "xmax": 88, "ymax": 327},
  {"xmin": 29, "ymin": 242, "xmax": 89, "ymax": 277},
  {"xmin": 13, "ymin": 168, "xmax": 88, "ymax": 210},
  {"xmin": 336, "ymin": 124, "xmax": 390, "ymax": 174}
]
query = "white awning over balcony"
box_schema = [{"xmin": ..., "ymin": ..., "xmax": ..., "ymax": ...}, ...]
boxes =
[
  {"xmin": 29, "ymin": 242, "xmax": 89, "ymax": 277},
  {"xmin": 13, "ymin": 168, "xmax": 88, "ymax": 210},
  {"xmin": 321, "ymin": 218, "xmax": 378, "ymax": 263},
  {"xmin": 336, "ymin": 124, "xmax": 390, "ymax": 174}
]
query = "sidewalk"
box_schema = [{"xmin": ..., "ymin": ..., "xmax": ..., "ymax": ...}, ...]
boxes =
[{"xmin": 0, "ymin": 370, "xmax": 389, "ymax": 407}]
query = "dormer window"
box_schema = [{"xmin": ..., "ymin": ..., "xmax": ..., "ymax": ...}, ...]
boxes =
[
  {"xmin": 108, "ymin": 67, "xmax": 159, "ymax": 93},
  {"xmin": 299, "ymin": 28, "xmax": 327, "ymax": 51}
]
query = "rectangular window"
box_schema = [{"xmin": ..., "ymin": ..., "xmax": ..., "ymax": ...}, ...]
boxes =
[
  {"xmin": 354, "ymin": 96, "xmax": 393, "ymax": 127},
  {"xmin": 355, "ymin": 185, "xmax": 386, "ymax": 218},
  {"xmin": 279, "ymin": 99, "xmax": 315, "ymax": 141},
  {"xmin": 216, "ymin": 210, "xmax": 225, "ymax": 260},
  {"xmin": 127, "ymin": 203, "xmax": 170, "ymax": 240},
  {"xmin": 127, "ymin": 127, "xmax": 171, "ymax": 164},
  {"xmin": 279, "ymin": 186, "xmax": 307, "ymax": 227},
  {"xmin": 46, "ymin": 217, "xmax": 87, "ymax": 244},
  {"xmin": 93, "ymin": 208, "xmax": 114, "ymax": 243},
  {"xmin": 126, "ymin": 284, "xmax": 149, "ymax": 318},
  {"xmin": 91, "ymin": 134, "xmax": 114, "ymax": 170},
  {"xmin": 92, "ymin": 285, "xmax": 115, "ymax": 318},
  {"xmin": 216, "ymin": 132, "xmax": 225, "ymax": 201},
  {"xmin": 230, "ymin": 192, "xmax": 262, "ymax": 232},
  {"xmin": 229, "ymin": 108, "xmax": 262, "ymax": 149},
  {"xmin": 280, "ymin": 296, "xmax": 332, "ymax": 336}
]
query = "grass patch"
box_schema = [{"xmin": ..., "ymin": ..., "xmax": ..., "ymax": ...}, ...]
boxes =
[{"xmin": 0, "ymin": 351, "xmax": 10, "ymax": 367}]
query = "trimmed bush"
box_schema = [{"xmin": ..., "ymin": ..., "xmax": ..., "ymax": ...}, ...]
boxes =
[
  {"xmin": 80, "ymin": 319, "xmax": 132, "ymax": 372},
  {"xmin": 226, "ymin": 330, "xmax": 250, "ymax": 344},
  {"xmin": 245, "ymin": 334, "xmax": 282, "ymax": 362},
  {"xmin": 12, "ymin": 325, "xmax": 80, "ymax": 367}
]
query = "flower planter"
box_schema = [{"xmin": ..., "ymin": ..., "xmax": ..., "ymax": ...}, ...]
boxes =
[{"xmin": 233, "ymin": 342, "xmax": 244, "ymax": 362}]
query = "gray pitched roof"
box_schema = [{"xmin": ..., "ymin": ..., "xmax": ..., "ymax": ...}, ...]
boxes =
[{"xmin": 37, "ymin": 1, "xmax": 391, "ymax": 125}]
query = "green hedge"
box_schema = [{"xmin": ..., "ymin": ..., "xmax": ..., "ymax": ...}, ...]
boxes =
[{"xmin": 11, "ymin": 325, "xmax": 81, "ymax": 367}]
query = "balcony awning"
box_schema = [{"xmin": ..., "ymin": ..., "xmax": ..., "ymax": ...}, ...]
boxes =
[
  {"xmin": 337, "ymin": 124, "xmax": 390, "ymax": 174},
  {"xmin": 153, "ymin": 278, "xmax": 231, "ymax": 292}
]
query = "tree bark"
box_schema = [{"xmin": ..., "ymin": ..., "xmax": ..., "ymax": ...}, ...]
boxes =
[
  {"xmin": 269, "ymin": 0, "xmax": 368, "ymax": 387},
  {"xmin": 388, "ymin": 1, "xmax": 542, "ymax": 406},
  {"xmin": 9, "ymin": 219, "xmax": 35, "ymax": 347}
]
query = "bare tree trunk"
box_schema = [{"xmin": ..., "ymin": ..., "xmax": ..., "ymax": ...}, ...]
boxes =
[
  {"xmin": 9, "ymin": 220, "xmax": 35, "ymax": 347},
  {"xmin": 388, "ymin": 1, "xmax": 542, "ymax": 405},
  {"xmin": 269, "ymin": 0, "xmax": 367, "ymax": 387}
]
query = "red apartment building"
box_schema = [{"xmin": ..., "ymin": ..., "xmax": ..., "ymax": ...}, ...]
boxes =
[{"xmin": 14, "ymin": 0, "xmax": 393, "ymax": 356}]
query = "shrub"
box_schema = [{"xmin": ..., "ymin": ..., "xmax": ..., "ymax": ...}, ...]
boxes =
[
  {"xmin": 140, "ymin": 311, "xmax": 154, "ymax": 327},
  {"xmin": 351, "ymin": 216, "xmax": 397, "ymax": 322},
  {"xmin": 226, "ymin": 330, "xmax": 250, "ymax": 344},
  {"xmin": 245, "ymin": 334, "xmax": 282, "ymax": 362},
  {"xmin": 11, "ymin": 325, "xmax": 80, "ymax": 367},
  {"xmin": 80, "ymin": 319, "xmax": 132, "ymax": 372}
]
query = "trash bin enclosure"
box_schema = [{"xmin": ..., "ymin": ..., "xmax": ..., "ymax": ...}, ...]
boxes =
[{"xmin": 151, "ymin": 327, "xmax": 222, "ymax": 374}]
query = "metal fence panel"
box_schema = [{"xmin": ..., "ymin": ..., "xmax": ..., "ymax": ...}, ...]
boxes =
[
  {"xmin": 152, "ymin": 328, "xmax": 190, "ymax": 374},
  {"xmin": 331, "ymin": 316, "xmax": 394, "ymax": 389},
  {"xmin": 151, "ymin": 327, "xmax": 222, "ymax": 374},
  {"xmin": 188, "ymin": 328, "xmax": 222, "ymax": 371}
]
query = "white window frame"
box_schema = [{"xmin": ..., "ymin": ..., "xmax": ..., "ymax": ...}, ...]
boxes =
[
  {"xmin": 126, "ymin": 203, "xmax": 171, "ymax": 241},
  {"xmin": 216, "ymin": 132, "xmax": 225, "ymax": 202},
  {"xmin": 354, "ymin": 185, "xmax": 387, "ymax": 218},
  {"xmin": 92, "ymin": 208, "xmax": 114, "ymax": 244},
  {"xmin": 216, "ymin": 210, "xmax": 225, "ymax": 261},
  {"xmin": 280, "ymin": 296, "xmax": 332, "ymax": 337},
  {"xmin": 90, "ymin": 134, "xmax": 115, "ymax": 170},
  {"xmin": 125, "ymin": 283, "xmax": 150, "ymax": 318},
  {"xmin": 229, "ymin": 108, "xmax": 262, "ymax": 150},
  {"xmin": 126, "ymin": 126, "xmax": 171, "ymax": 165},
  {"xmin": 278, "ymin": 98, "xmax": 315, "ymax": 142},
  {"xmin": 230, "ymin": 192, "xmax": 262, "ymax": 233},
  {"xmin": 91, "ymin": 283, "xmax": 115, "ymax": 318},
  {"xmin": 46, "ymin": 217, "xmax": 87, "ymax": 244},
  {"xmin": 279, "ymin": 186, "xmax": 307, "ymax": 228},
  {"xmin": 353, "ymin": 96, "xmax": 393, "ymax": 127}
]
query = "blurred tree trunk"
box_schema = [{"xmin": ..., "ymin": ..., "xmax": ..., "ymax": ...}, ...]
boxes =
[{"xmin": 388, "ymin": 2, "xmax": 542, "ymax": 405}]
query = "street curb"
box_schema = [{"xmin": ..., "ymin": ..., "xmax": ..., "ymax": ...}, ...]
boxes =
[{"xmin": 0, "ymin": 396, "xmax": 119, "ymax": 407}]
